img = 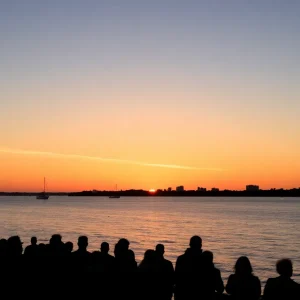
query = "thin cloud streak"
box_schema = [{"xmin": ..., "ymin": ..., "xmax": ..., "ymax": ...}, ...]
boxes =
[{"xmin": 0, "ymin": 147, "xmax": 223, "ymax": 171}]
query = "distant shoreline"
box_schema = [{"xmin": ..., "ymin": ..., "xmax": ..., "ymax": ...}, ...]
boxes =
[{"xmin": 1, "ymin": 189, "xmax": 300, "ymax": 197}]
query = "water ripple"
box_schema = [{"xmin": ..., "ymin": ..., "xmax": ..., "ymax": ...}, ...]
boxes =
[{"xmin": 0, "ymin": 196, "xmax": 299, "ymax": 286}]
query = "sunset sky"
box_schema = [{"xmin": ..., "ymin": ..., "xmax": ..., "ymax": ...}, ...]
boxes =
[{"xmin": 1, "ymin": 1, "xmax": 300, "ymax": 192}]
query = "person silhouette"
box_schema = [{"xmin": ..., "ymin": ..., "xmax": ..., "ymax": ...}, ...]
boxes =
[
  {"xmin": 24, "ymin": 236, "xmax": 39, "ymax": 256},
  {"xmin": 92, "ymin": 241, "xmax": 116, "ymax": 272},
  {"xmin": 201, "ymin": 250, "xmax": 224, "ymax": 299},
  {"xmin": 72, "ymin": 236, "xmax": 91, "ymax": 272},
  {"xmin": 6, "ymin": 235, "xmax": 24, "ymax": 272},
  {"xmin": 226, "ymin": 256, "xmax": 261, "ymax": 300},
  {"xmin": 155, "ymin": 244, "xmax": 174, "ymax": 300},
  {"xmin": 175, "ymin": 236, "xmax": 203, "ymax": 300},
  {"xmin": 264, "ymin": 258, "xmax": 300, "ymax": 300}
]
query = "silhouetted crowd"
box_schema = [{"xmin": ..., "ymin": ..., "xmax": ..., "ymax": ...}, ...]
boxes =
[{"xmin": 0, "ymin": 235, "xmax": 299, "ymax": 300}]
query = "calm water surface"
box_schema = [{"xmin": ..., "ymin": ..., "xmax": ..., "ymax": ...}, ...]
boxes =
[{"xmin": 1, "ymin": 196, "xmax": 299, "ymax": 285}]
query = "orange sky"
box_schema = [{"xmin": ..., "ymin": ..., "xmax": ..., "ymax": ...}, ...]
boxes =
[
  {"xmin": 1, "ymin": 83, "xmax": 299, "ymax": 192},
  {"xmin": 0, "ymin": 145, "xmax": 299, "ymax": 192},
  {"xmin": 1, "ymin": 3, "xmax": 300, "ymax": 192}
]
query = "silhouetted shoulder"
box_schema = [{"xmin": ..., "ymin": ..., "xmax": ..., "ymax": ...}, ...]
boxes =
[
  {"xmin": 225, "ymin": 274, "xmax": 235, "ymax": 294},
  {"xmin": 72, "ymin": 249, "xmax": 91, "ymax": 256},
  {"xmin": 214, "ymin": 267, "xmax": 225, "ymax": 294},
  {"xmin": 253, "ymin": 275, "xmax": 261, "ymax": 292},
  {"xmin": 253, "ymin": 275, "xmax": 260, "ymax": 284},
  {"xmin": 214, "ymin": 267, "xmax": 221, "ymax": 276},
  {"xmin": 264, "ymin": 276, "xmax": 300, "ymax": 300},
  {"xmin": 175, "ymin": 253, "xmax": 185, "ymax": 271},
  {"xmin": 176, "ymin": 253, "xmax": 185, "ymax": 263},
  {"xmin": 226, "ymin": 273, "xmax": 261, "ymax": 300},
  {"xmin": 264, "ymin": 277, "xmax": 277, "ymax": 298},
  {"xmin": 165, "ymin": 259, "xmax": 174, "ymax": 269}
]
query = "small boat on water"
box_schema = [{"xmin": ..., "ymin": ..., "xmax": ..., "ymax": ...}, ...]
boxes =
[
  {"xmin": 109, "ymin": 184, "xmax": 120, "ymax": 198},
  {"xmin": 36, "ymin": 177, "xmax": 49, "ymax": 200}
]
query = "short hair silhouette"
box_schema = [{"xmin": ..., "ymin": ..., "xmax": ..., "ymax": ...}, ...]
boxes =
[
  {"xmin": 50, "ymin": 234, "xmax": 62, "ymax": 245},
  {"xmin": 31, "ymin": 236, "xmax": 37, "ymax": 245},
  {"xmin": 65, "ymin": 241, "xmax": 73, "ymax": 252},
  {"xmin": 101, "ymin": 242, "xmax": 109, "ymax": 253},
  {"xmin": 118, "ymin": 238, "xmax": 130, "ymax": 250},
  {"xmin": 142, "ymin": 249, "xmax": 156, "ymax": 264},
  {"xmin": 155, "ymin": 243, "xmax": 165, "ymax": 255},
  {"xmin": 128, "ymin": 249, "xmax": 135, "ymax": 260},
  {"xmin": 78, "ymin": 236, "xmax": 88, "ymax": 248},
  {"xmin": 7, "ymin": 235, "xmax": 23, "ymax": 255},
  {"xmin": 234, "ymin": 256, "xmax": 253, "ymax": 276},
  {"xmin": 189, "ymin": 235, "xmax": 202, "ymax": 249},
  {"xmin": 276, "ymin": 258, "xmax": 293, "ymax": 277},
  {"xmin": 7, "ymin": 235, "xmax": 22, "ymax": 244},
  {"xmin": 202, "ymin": 250, "xmax": 214, "ymax": 263}
]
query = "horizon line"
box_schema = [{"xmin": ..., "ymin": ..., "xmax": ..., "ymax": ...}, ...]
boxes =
[
  {"xmin": 1, "ymin": 188, "xmax": 300, "ymax": 194},
  {"xmin": 0, "ymin": 147, "xmax": 224, "ymax": 171}
]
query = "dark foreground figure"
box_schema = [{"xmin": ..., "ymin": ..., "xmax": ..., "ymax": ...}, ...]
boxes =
[
  {"xmin": 0, "ymin": 234, "xmax": 299, "ymax": 300},
  {"xmin": 263, "ymin": 258, "xmax": 300, "ymax": 300},
  {"xmin": 225, "ymin": 256, "xmax": 261, "ymax": 300}
]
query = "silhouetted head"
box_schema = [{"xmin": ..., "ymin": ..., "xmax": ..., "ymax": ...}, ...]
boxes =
[
  {"xmin": 7, "ymin": 235, "xmax": 23, "ymax": 255},
  {"xmin": 50, "ymin": 234, "xmax": 62, "ymax": 246},
  {"xmin": 118, "ymin": 238, "xmax": 130, "ymax": 251},
  {"xmin": 189, "ymin": 235, "xmax": 202, "ymax": 250},
  {"xmin": 65, "ymin": 241, "xmax": 73, "ymax": 253},
  {"xmin": 31, "ymin": 236, "xmax": 37, "ymax": 245},
  {"xmin": 114, "ymin": 243, "xmax": 120, "ymax": 256},
  {"xmin": 78, "ymin": 236, "xmax": 88, "ymax": 250},
  {"xmin": 234, "ymin": 256, "xmax": 253, "ymax": 276},
  {"xmin": 276, "ymin": 259, "xmax": 293, "ymax": 278},
  {"xmin": 155, "ymin": 244, "xmax": 165, "ymax": 257},
  {"xmin": 143, "ymin": 249, "xmax": 156, "ymax": 263},
  {"xmin": 101, "ymin": 242, "xmax": 109, "ymax": 254},
  {"xmin": 202, "ymin": 250, "xmax": 214, "ymax": 264},
  {"xmin": 128, "ymin": 249, "xmax": 135, "ymax": 261}
]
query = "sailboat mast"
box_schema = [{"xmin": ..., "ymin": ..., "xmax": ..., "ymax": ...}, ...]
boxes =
[{"xmin": 44, "ymin": 177, "xmax": 46, "ymax": 193}]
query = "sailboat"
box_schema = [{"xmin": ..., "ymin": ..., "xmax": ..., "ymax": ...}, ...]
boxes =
[
  {"xmin": 109, "ymin": 184, "xmax": 120, "ymax": 198},
  {"xmin": 36, "ymin": 177, "xmax": 49, "ymax": 199}
]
